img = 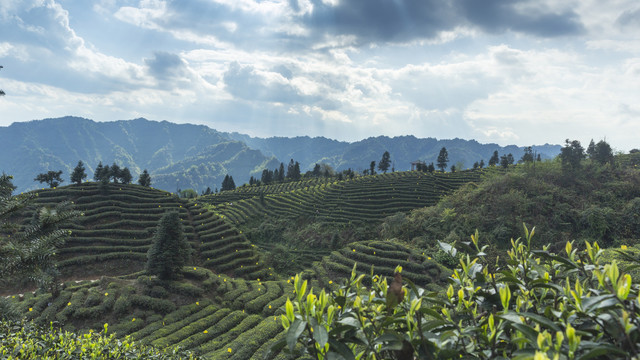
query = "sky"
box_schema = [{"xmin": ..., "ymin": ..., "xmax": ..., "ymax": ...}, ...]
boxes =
[{"xmin": 0, "ymin": 0, "xmax": 639, "ymax": 150}]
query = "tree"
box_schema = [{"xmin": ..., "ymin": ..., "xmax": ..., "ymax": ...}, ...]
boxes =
[
  {"xmin": 479, "ymin": 159, "xmax": 485, "ymax": 168},
  {"xmin": 427, "ymin": 163, "xmax": 435, "ymax": 173},
  {"xmin": 592, "ymin": 140, "xmax": 614, "ymax": 165},
  {"xmin": 70, "ymin": 161, "xmax": 87, "ymax": 185},
  {"xmin": 278, "ymin": 163, "xmax": 285, "ymax": 182},
  {"xmin": 0, "ymin": 65, "xmax": 5, "ymax": 96},
  {"xmin": 378, "ymin": 151, "xmax": 391, "ymax": 173},
  {"xmin": 587, "ymin": 139, "xmax": 596, "ymax": 158},
  {"xmin": 560, "ymin": 139, "xmax": 585, "ymax": 171},
  {"xmin": 520, "ymin": 146, "xmax": 534, "ymax": 163},
  {"xmin": 1, "ymin": 175, "xmax": 79, "ymax": 298},
  {"xmin": 369, "ymin": 161, "xmax": 376, "ymax": 175},
  {"xmin": 34, "ymin": 170, "xmax": 64, "ymax": 188},
  {"xmin": 312, "ymin": 164, "xmax": 321, "ymax": 177},
  {"xmin": 145, "ymin": 211, "xmax": 190, "ymax": 280},
  {"xmin": 109, "ymin": 163, "xmax": 121, "ymax": 183},
  {"xmin": 489, "ymin": 150, "xmax": 499, "ymax": 166},
  {"xmin": 436, "ymin": 147, "xmax": 448, "ymax": 172},
  {"xmin": 138, "ymin": 169, "xmax": 151, "ymax": 187},
  {"xmin": 286, "ymin": 159, "xmax": 301, "ymax": 181},
  {"xmin": 119, "ymin": 167, "xmax": 133, "ymax": 184},
  {"xmin": 261, "ymin": 169, "xmax": 273, "ymax": 184},
  {"xmin": 450, "ymin": 165, "xmax": 456, "ymax": 172},
  {"xmin": 500, "ymin": 153, "xmax": 514, "ymax": 168},
  {"xmin": 94, "ymin": 162, "xmax": 110, "ymax": 184},
  {"xmin": 221, "ymin": 174, "xmax": 236, "ymax": 191}
]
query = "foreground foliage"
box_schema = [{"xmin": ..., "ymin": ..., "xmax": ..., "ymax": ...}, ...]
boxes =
[
  {"xmin": 0, "ymin": 320, "xmax": 197, "ymax": 359},
  {"xmin": 279, "ymin": 225, "xmax": 640, "ymax": 359}
]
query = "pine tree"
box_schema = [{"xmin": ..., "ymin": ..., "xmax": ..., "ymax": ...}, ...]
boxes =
[
  {"xmin": 70, "ymin": 161, "xmax": 87, "ymax": 185},
  {"xmin": 138, "ymin": 169, "xmax": 151, "ymax": 187},
  {"xmin": 479, "ymin": 159, "xmax": 485, "ymax": 169},
  {"xmin": 120, "ymin": 167, "xmax": 133, "ymax": 184},
  {"xmin": 110, "ymin": 163, "xmax": 121, "ymax": 183},
  {"xmin": 489, "ymin": 151, "xmax": 499, "ymax": 166},
  {"xmin": 560, "ymin": 139, "xmax": 585, "ymax": 171},
  {"xmin": 145, "ymin": 211, "xmax": 190, "ymax": 280},
  {"xmin": 93, "ymin": 162, "xmax": 104, "ymax": 181},
  {"xmin": 34, "ymin": 170, "xmax": 64, "ymax": 188},
  {"xmin": 378, "ymin": 151, "xmax": 391, "ymax": 173},
  {"xmin": 278, "ymin": 163, "xmax": 285, "ymax": 182},
  {"xmin": 587, "ymin": 139, "xmax": 596, "ymax": 158},
  {"xmin": 592, "ymin": 140, "xmax": 614, "ymax": 165},
  {"xmin": 520, "ymin": 147, "xmax": 534, "ymax": 163},
  {"xmin": 370, "ymin": 161, "xmax": 376, "ymax": 175},
  {"xmin": 437, "ymin": 147, "xmax": 449, "ymax": 172},
  {"xmin": 312, "ymin": 164, "xmax": 321, "ymax": 177}
]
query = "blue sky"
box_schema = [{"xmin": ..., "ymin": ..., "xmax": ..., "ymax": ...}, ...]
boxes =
[{"xmin": 0, "ymin": 0, "xmax": 639, "ymax": 150}]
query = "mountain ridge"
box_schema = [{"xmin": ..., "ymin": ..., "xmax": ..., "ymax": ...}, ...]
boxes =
[{"xmin": 1, "ymin": 116, "xmax": 561, "ymax": 192}]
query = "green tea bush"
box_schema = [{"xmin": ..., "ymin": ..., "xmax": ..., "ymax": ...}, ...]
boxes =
[
  {"xmin": 0, "ymin": 320, "xmax": 197, "ymax": 359},
  {"xmin": 276, "ymin": 225, "xmax": 640, "ymax": 359}
]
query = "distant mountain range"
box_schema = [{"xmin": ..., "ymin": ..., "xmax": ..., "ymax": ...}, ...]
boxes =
[{"xmin": 0, "ymin": 116, "xmax": 561, "ymax": 193}]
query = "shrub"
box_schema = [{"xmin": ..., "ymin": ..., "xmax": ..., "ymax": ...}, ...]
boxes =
[{"xmin": 276, "ymin": 225, "xmax": 640, "ymax": 359}]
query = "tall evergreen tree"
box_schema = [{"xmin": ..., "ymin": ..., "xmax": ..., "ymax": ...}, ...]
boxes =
[
  {"xmin": 278, "ymin": 163, "xmax": 285, "ymax": 182},
  {"xmin": 520, "ymin": 147, "xmax": 534, "ymax": 163},
  {"xmin": 592, "ymin": 140, "xmax": 614, "ymax": 165},
  {"xmin": 221, "ymin": 174, "xmax": 236, "ymax": 191},
  {"xmin": 261, "ymin": 169, "xmax": 273, "ymax": 184},
  {"xmin": 560, "ymin": 139, "xmax": 586, "ymax": 171},
  {"xmin": 120, "ymin": 167, "xmax": 133, "ymax": 184},
  {"xmin": 70, "ymin": 161, "xmax": 87, "ymax": 185},
  {"xmin": 93, "ymin": 162, "xmax": 104, "ymax": 181},
  {"xmin": 0, "ymin": 65, "xmax": 5, "ymax": 96},
  {"xmin": 34, "ymin": 170, "xmax": 64, "ymax": 188},
  {"xmin": 369, "ymin": 161, "xmax": 376, "ymax": 175},
  {"xmin": 479, "ymin": 159, "xmax": 485, "ymax": 169},
  {"xmin": 427, "ymin": 163, "xmax": 435, "ymax": 173},
  {"xmin": 437, "ymin": 147, "xmax": 449, "ymax": 172},
  {"xmin": 110, "ymin": 163, "xmax": 121, "ymax": 183},
  {"xmin": 489, "ymin": 151, "xmax": 500, "ymax": 166},
  {"xmin": 378, "ymin": 151, "xmax": 391, "ymax": 173},
  {"xmin": 586, "ymin": 139, "xmax": 596, "ymax": 158},
  {"xmin": 312, "ymin": 164, "xmax": 321, "ymax": 177},
  {"xmin": 138, "ymin": 169, "xmax": 151, "ymax": 187},
  {"xmin": 145, "ymin": 211, "xmax": 190, "ymax": 280}
]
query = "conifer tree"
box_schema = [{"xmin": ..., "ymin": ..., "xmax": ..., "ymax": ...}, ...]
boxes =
[
  {"xmin": 378, "ymin": 151, "xmax": 391, "ymax": 173},
  {"xmin": 587, "ymin": 139, "xmax": 596, "ymax": 158},
  {"xmin": 369, "ymin": 161, "xmax": 376, "ymax": 175},
  {"xmin": 120, "ymin": 167, "xmax": 133, "ymax": 184},
  {"xmin": 146, "ymin": 211, "xmax": 190, "ymax": 280},
  {"xmin": 278, "ymin": 163, "xmax": 285, "ymax": 182},
  {"xmin": 93, "ymin": 162, "xmax": 104, "ymax": 181},
  {"xmin": 489, "ymin": 151, "xmax": 499, "ymax": 166},
  {"xmin": 437, "ymin": 147, "xmax": 449, "ymax": 172},
  {"xmin": 138, "ymin": 169, "xmax": 151, "ymax": 187},
  {"xmin": 520, "ymin": 147, "xmax": 534, "ymax": 163},
  {"xmin": 592, "ymin": 140, "xmax": 614, "ymax": 165},
  {"xmin": 110, "ymin": 163, "xmax": 121, "ymax": 183},
  {"xmin": 70, "ymin": 161, "xmax": 87, "ymax": 185}
]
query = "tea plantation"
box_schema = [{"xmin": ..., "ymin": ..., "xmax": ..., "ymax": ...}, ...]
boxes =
[{"xmin": 2, "ymin": 170, "xmax": 483, "ymax": 358}]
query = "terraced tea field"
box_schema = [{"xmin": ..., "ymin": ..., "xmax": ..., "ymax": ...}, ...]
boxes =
[
  {"xmin": 203, "ymin": 170, "xmax": 486, "ymax": 225},
  {"xmin": 5, "ymin": 171, "xmax": 486, "ymax": 358},
  {"xmin": 22, "ymin": 183, "xmax": 270, "ymax": 281}
]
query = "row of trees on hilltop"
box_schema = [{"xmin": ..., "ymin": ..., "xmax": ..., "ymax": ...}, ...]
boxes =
[{"xmin": 33, "ymin": 161, "xmax": 152, "ymax": 188}]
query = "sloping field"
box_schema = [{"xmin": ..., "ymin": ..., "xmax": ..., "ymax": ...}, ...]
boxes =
[
  {"xmin": 203, "ymin": 170, "xmax": 485, "ymax": 225},
  {"xmin": 22, "ymin": 183, "xmax": 270, "ymax": 281}
]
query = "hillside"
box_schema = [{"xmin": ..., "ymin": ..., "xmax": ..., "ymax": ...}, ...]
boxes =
[
  {"xmin": 2, "ymin": 175, "xmax": 462, "ymax": 358},
  {"xmin": 227, "ymin": 133, "xmax": 561, "ymax": 173},
  {"xmin": 1, "ymin": 117, "xmax": 560, "ymax": 193}
]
